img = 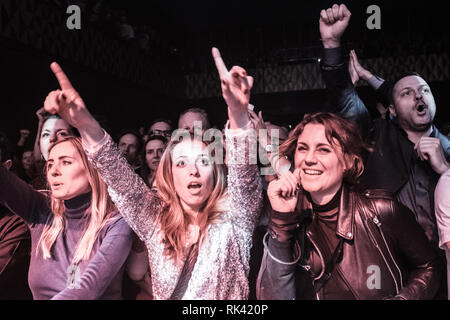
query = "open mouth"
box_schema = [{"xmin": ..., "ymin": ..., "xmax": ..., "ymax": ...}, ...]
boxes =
[
  {"xmin": 187, "ymin": 182, "xmax": 202, "ymax": 189},
  {"xmin": 415, "ymin": 103, "xmax": 428, "ymax": 115}
]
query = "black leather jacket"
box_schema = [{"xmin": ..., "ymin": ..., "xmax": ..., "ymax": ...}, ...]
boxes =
[{"xmin": 256, "ymin": 185, "xmax": 441, "ymax": 300}]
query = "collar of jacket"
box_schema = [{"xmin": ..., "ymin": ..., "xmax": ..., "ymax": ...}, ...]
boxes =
[{"xmin": 301, "ymin": 184, "xmax": 355, "ymax": 241}]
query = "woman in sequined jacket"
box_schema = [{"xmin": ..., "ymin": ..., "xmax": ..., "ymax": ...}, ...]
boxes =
[{"xmin": 42, "ymin": 47, "xmax": 263, "ymax": 300}]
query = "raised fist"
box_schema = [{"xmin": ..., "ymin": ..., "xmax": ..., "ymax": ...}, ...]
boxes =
[{"xmin": 319, "ymin": 4, "xmax": 351, "ymax": 48}]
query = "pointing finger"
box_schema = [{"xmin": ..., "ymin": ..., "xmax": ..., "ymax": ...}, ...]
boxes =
[
  {"xmin": 212, "ymin": 47, "xmax": 228, "ymax": 79},
  {"xmin": 50, "ymin": 62, "xmax": 74, "ymax": 91}
]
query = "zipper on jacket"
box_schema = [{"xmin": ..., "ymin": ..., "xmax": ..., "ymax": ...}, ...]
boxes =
[
  {"xmin": 366, "ymin": 217, "xmax": 400, "ymax": 294},
  {"xmin": 307, "ymin": 232, "xmax": 325, "ymax": 300},
  {"xmin": 372, "ymin": 217, "xmax": 404, "ymax": 290}
]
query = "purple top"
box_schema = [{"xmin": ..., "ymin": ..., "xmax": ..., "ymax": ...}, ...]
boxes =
[{"xmin": 0, "ymin": 166, "xmax": 132, "ymax": 300}]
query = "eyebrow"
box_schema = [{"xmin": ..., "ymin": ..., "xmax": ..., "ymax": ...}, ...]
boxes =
[
  {"xmin": 297, "ymin": 142, "xmax": 331, "ymax": 148},
  {"xmin": 398, "ymin": 84, "xmax": 429, "ymax": 91},
  {"xmin": 174, "ymin": 153, "xmax": 209, "ymax": 159},
  {"xmin": 42, "ymin": 128, "xmax": 68, "ymax": 134},
  {"xmin": 47, "ymin": 155, "xmax": 74, "ymax": 162}
]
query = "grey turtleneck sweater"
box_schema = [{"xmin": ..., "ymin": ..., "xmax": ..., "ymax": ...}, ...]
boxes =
[{"xmin": 0, "ymin": 165, "xmax": 132, "ymax": 300}]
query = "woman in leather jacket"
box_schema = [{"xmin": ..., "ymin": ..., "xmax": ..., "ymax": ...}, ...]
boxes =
[{"xmin": 257, "ymin": 112, "xmax": 441, "ymax": 300}]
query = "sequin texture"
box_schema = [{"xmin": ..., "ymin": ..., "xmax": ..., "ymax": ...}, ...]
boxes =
[{"xmin": 84, "ymin": 130, "xmax": 262, "ymax": 299}]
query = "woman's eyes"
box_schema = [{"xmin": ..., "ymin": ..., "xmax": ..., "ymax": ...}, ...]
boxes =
[
  {"xmin": 175, "ymin": 158, "xmax": 210, "ymax": 167},
  {"xmin": 47, "ymin": 160, "xmax": 72, "ymax": 169},
  {"xmin": 176, "ymin": 160, "xmax": 186, "ymax": 167},
  {"xmin": 198, "ymin": 158, "xmax": 210, "ymax": 166},
  {"xmin": 297, "ymin": 146, "xmax": 331, "ymax": 153}
]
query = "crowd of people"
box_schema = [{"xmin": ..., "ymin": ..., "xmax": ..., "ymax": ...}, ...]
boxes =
[{"xmin": 1, "ymin": 4, "xmax": 450, "ymax": 300}]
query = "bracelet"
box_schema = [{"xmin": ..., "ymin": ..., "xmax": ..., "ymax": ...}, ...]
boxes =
[{"xmin": 263, "ymin": 232, "xmax": 301, "ymax": 266}]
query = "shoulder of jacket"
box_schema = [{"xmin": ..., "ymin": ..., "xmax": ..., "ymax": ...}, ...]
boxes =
[{"xmin": 358, "ymin": 189, "xmax": 396, "ymax": 201}]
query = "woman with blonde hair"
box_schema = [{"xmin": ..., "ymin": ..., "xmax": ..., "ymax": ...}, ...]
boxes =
[
  {"xmin": 0, "ymin": 136, "xmax": 132, "ymax": 299},
  {"xmin": 43, "ymin": 47, "xmax": 263, "ymax": 299}
]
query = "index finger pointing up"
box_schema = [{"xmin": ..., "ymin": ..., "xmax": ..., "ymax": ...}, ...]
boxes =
[
  {"xmin": 50, "ymin": 62, "xmax": 74, "ymax": 90},
  {"xmin": 212, "ymin": 47, "xmax": 228, "ymax": 79}
]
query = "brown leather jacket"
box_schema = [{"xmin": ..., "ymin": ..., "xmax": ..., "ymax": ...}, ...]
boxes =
[{"xmin": 256, "ymin": 185, "xmax": 442, "ymax": 300}]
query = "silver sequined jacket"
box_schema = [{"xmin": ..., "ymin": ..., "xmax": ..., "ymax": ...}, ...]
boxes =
[{"xmin": 84, "ymin": 129, "xmax": 263, "ymax": 299}]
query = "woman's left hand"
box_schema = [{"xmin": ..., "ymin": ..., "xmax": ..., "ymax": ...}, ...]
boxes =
[{"xmin": 212, "ymin": 47, "xmax": 254, "ymax": 129}]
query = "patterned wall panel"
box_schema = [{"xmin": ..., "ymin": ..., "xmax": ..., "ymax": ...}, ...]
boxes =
[
  {"xmin": 0, "ymin": 0, "xmax": 184, "ymax": 96},
  {"xmin": 185, "ymin": 53, "xmax": 449, "ymax": 99}
]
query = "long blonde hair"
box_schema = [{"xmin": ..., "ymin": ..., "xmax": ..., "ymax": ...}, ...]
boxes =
[
  {"xmin": 37, "ymin": 137, "xmax": 117, "ymax": 264},
  {"xmin": 156, "ymin": 132, "xmax": 228, "ymax": 262}
]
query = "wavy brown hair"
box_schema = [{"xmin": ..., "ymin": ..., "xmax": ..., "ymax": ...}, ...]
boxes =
[
  {"xmin": 279, "ymin": 112, "xmax": 371, "ymax": 185},
  {"xmin": 155, "ymin": 131, "xmax": 228, "ymax": 262}
]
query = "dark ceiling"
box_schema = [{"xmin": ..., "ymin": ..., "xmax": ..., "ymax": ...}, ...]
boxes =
[{"xmin": 102, "ymin": 0, "xmax": 448, "ymax": 73}]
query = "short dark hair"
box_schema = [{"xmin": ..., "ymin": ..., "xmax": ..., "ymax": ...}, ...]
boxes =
[
  {"xmin": 149, "ymin": 118, "xmax": 173, "ymax": 130},
  {"xmin": 279, "ymin": 112, "xmax": 371, "ymax": 185},
  {"xmin": 117, "ymin": 129, "xmax": 142, "ymax": 150},
  {"xmin": 389, "ymin": 72, "xmax": 424, "ymax": 105},
  {"xmin": 178, "ymin": 107, "xmax": 211, "ymax": 129}
]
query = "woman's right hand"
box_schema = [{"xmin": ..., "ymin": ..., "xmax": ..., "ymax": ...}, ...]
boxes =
[
  {"xmin": 267, "ymin": 168, "xmax": 301, "ymax": 212},
  {"xmin": 44, "ymin": 62, "xmax": 94, "ymax": 131},
  {"xmin": 212, "ymin": 47, "xmax": 254, "ymax": 129},
  {"xmin": 44, "ymin": 62, "xmax": 104, "ymax": 144}
]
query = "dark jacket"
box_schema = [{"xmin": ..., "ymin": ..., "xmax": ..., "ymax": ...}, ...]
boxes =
[
  {"xmin": 320, "ymin": 47, "xmax": 450, "ymax": 247},
  {"xmin": 320, "ymin": 48, "xmax": 450, "ymax": 194},
  {"xmin": 256, "ymin": 185, "xmax": 441, "ymax": 300},
  {"xmin": 0, "ymin": 205, "xmax": 32, "ymax": 299}
]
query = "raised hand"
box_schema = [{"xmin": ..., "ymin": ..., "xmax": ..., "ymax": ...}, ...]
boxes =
[
  {"xmin": 349, "ymin": 50, "xmax": 373, "ymax": 82},
  {"xmin": 348, "ymin": 50, "xmax": 359, "ymax": 85},
  {"xmin": 248, "ymin": 109, "xmax": 266, "ymax": 132},
  {"xmin": 319, "ymin": 4, "xmax": 351, "ymax": 48},
  {"xmin": 267, "ymin": 169, "xmax": 301, "ymax": 213},
  {"xmin": 212, "ymin": 47, "xmax": 254, "ymax": 129},
  {"xmin": 36, "ymin": 107, "xmax": 49, "ymax": 122},
  {"xmin": 44, "ymin": 62, "xmax": 104, "ymax": 144},
  {"xmin": 415, "ymin": 137, "xmax": 450, "ymax": 175},
  {"xmin": 19, "ymin": 129, "xmax": 30, "ymax": 140},
  {"xmin": 44, "ymin": 62, "xmax": 93, "ymax": 130}
]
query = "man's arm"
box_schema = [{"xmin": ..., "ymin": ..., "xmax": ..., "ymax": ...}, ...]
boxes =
[{"xmin": 319, "ymin": 4, "xmax": 372, "ymax": 137}]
